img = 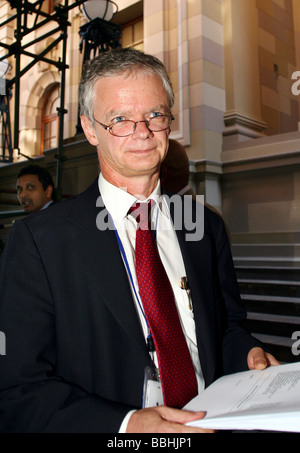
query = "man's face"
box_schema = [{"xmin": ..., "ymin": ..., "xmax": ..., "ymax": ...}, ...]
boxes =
[
  {"xmin": 16, "ymin": 174, "xmax": 53, "ymax": 213},
  {"xmin": 81, "ymin": 72, "xmax": 171, "ymax": 190}
]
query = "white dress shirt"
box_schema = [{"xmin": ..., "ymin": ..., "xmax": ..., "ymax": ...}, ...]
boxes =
[{"xmin": 98, "ymin": 174, "xmax": 204, "ymax": 430}]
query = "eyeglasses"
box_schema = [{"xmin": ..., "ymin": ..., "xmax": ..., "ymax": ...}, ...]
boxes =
[{"xmin": 93, "ymin": 114, "xmax": 174, "ymax": 137}]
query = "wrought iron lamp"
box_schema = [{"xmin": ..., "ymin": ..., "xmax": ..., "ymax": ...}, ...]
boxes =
[
  {"xmin": 76, "ymin": 0, "xmax": 121, "ymax": 134},
  {"xmin": 82, "ymin": 0, "xmax": 118, "ymax": 22},
  {"xmin": 80, "ymin": 0, "xmax": 121, "ymax": 60}
]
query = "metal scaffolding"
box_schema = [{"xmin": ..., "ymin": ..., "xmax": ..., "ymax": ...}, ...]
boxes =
[
  {"xmin": 0, "ymin": 0, "xmax": 121, "ymax": 199},
  {"xmin": 0, "ymin": 0, "xmax": 89, "ymax": 198}
]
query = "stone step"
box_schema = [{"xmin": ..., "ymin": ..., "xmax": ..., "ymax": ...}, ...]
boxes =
[
  {"xmin": 231, "ymin": 232, "xmax": 300, "ymax": 245},
  {"xmin": 251, "ymin": 333, "xmax": 298, "ymax": 363},
  {"xmin": 231, "ymin": 236, "xmax": 300, "ymax": 363},
  {"xmin": 232, "ymin": 243, "xmax": 300, "ymax": 268},
  {"xmin": 238, "ymin": 279, "xmax": 300, "ymax": 298},
  {"xmin": 232, "ymin": 243, "xmax": 300, "ymax": 260},
  {"xmin": 234, "ymin": 257, "xmax": 300, "ymax": 267},
  {"xmin": 246, "ymin": 312, "xmax": 300, "ymax": 338},
  {"xmin": 241, "ymin": 294, "xmax": 300, "ymax": 317},
  {"xmin": 235, "ymin": 266, "xmax": 300, "ymax": 282}
]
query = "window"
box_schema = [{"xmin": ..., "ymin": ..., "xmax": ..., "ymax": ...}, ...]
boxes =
[
  {"xmin": 41, "ymin": 85, "xmax": 59, "ymax": 154},
  {"xmin": 122, "ymin": 17, "xmax": 143, "ymax": 51},
  {"xmin": 49, "ymin": 0, "xmax": 61, "ymax": 14}
]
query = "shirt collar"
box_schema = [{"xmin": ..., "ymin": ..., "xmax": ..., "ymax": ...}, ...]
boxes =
[
  {"xmin": 98, "ymin": 173, "xmax": 170, "ymax": 223},
  {"xmin": 41, "ymin": 200, "xmax": 53, "ymax": 210}
]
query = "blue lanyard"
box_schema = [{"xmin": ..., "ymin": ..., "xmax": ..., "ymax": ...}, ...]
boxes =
[{"xmin": 108, "ymin": 204, "xmax": 159, "ymax": 347}]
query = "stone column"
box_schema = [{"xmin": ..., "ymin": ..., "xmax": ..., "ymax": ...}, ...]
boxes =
[
  {"xmin": 144, "ymin": 0, "xmax": 225, "ymax": 212},
  {"xmin": 222, "ymin": 0, "xmax": 267, "ymax": 147}
]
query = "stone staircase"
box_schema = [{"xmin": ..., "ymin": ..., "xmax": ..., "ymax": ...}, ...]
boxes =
[{"xmin": 232, "ymin": 233, "xmax": 300, "ymax": 363}]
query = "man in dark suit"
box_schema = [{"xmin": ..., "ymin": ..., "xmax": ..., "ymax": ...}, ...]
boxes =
[{"xmin": 0, "ymin": 48, "xmax": 279, "ymax": 433}]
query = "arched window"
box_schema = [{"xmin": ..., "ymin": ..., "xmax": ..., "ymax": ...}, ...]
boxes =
[{"xmin": 41, "ymin": 85, "xmax": 59, "ymax": 154}]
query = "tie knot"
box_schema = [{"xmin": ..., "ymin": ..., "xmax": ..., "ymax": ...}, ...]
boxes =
[{"xmin": 129, "ymin": 200, "xmax": 153, "ymax": 229}]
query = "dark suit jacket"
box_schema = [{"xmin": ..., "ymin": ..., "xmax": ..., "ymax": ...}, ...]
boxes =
[{"xmin": 0, "ymin": 179, "xmax": 261, "ymax": 433}]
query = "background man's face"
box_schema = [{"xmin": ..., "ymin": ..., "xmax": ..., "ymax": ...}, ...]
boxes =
[{"xmin": 16, "ymin": 174, "xmax": 52, "ymax": 213}]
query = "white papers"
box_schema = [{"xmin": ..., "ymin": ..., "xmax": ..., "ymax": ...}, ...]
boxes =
[{"xmin": 184, "ymin": 361, "xmax": 300, "ymax": 432}]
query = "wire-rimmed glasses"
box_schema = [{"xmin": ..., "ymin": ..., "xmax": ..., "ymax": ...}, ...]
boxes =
[{"xmin": 93, "ymin": 114, "xmax": 174, "ymax": 137}]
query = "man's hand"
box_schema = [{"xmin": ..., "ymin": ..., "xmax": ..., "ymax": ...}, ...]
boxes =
[
  {"xmin": 247, "ymin": 347, "xmax": 280, "ymax": 370},
  {"xmin": 126, "ymin": 406, "xmax": 214, "ymax": 433}
]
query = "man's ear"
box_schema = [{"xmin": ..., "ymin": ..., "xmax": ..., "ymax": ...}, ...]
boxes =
[
  {"xmin": 45, "ymin": 185, "xmax": 53, "ymax": 201},
  {"xmin": 80, "ymin": 115, "xmax": 99, "ymax": 146}
]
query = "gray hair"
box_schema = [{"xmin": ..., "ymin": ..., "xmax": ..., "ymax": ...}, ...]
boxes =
[{"xmin": 78, "ymin": 48, "xmax": 174, "ymax": 121}]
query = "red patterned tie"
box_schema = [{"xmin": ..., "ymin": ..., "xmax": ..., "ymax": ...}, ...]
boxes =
[{"xmin": 129, "ymin": 201, "xmax": 198, "ymax": 408}]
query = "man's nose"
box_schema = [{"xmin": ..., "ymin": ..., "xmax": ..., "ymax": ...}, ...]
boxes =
[
  {"xmin": 19, "ymin": 190, "xmax": 29, "ymax": 199},
  {"xmin": 132, "ymin": 120, "xmax": 153, "ymax": 138}
]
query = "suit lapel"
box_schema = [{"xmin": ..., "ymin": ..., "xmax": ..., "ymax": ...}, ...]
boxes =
[
  {"xmin": 66, "ymin": 180, "xmax": 150, "ymax": 362},
  {"xmin": 169, "ymin": 195, "xmax": 218, "ymax": 386}
]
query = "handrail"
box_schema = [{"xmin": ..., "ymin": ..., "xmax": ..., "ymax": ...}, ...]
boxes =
[{"xmin": 0, "ymin": 210, "xmax": 26, "ymax": 221}]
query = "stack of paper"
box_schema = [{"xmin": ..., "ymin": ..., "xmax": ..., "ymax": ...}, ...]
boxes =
[{"xmin": 184, "ymin": 361, "xmax": 300, "ymax": 432}]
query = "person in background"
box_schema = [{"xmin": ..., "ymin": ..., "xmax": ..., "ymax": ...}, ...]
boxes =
[
  {"xmin": 16, "ymin": 164, "xmax": 57, "ymax": 213},
  {"xmin": 161, "ymin": 139, "xmax": 232, "ymax": 242},
  {"xmin": 160, "ymin": 138, "xmax": 195, "ymax": 196}
]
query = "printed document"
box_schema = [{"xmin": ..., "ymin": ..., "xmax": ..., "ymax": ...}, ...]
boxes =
[{"xmin": 184, "ymin": 361, "xmax": 300, "ymax": 432}]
